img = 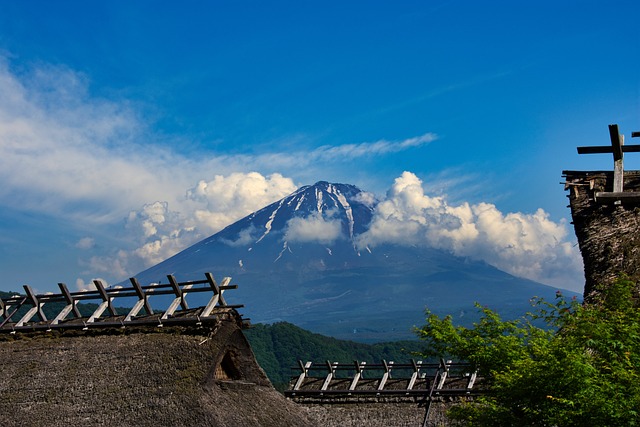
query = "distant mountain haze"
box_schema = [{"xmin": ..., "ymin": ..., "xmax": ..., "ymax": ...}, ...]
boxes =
[{"xmin": 129, "ymin": 181, "xmax": 581, "ymax": 342}]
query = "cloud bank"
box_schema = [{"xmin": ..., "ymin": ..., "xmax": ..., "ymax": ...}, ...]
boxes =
[
  {"xmin": 358, "ymin": 172, "xmax": 583, "ymax": 288},
  {"xmin": 186, "ymin": 172, "xmax": 297, "ymax": 234},
  {"xmin": 0, "ymin": 58, "xmax": 192, "ymax": 222},
  {"xmin": 115, "ymin": 172, "xmax": 297, "ymax": 273},
  {"xmin": 0, "ymin": 57, "xmax": 430, "ymax": 225},
  {"xmin": 285, "ymin": 212, "xmax": 343, "ymax": 245}
]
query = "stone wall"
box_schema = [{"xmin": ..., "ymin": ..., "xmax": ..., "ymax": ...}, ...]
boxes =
[{"xmin": 563, "ymin": 170, "xmax": 640, "ymax": 301}]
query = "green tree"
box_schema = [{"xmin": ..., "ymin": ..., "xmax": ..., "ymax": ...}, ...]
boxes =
[{"xmin": 416, "ymin": 277, "xmax": 640, "ymax": 427}]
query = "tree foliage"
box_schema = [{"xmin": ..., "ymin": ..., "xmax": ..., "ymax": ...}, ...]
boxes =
[
  {"xmin": 416, "ymin": 277, "xmax": 640, "ymax": 427},
  {"xmin": 245, "ymin": 321, "xmax": 425, "ymax": 390}
]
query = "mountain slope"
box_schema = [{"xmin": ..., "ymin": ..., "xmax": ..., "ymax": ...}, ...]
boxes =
[
  {"xmin": 129, "ymin": 181, "xmax": 579, "ymax": 342},
  {"xmin": 245, "ymin": 321, "xmax": 425, "ymax": 390}
]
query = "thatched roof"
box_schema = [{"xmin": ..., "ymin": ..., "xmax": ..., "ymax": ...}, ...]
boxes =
[{"xmin": 0, "ymin": 316, "xmax": 317, "ymax": 427}]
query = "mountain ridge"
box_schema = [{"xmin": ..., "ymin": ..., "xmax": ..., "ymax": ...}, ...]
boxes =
[{"xmin": 129, "ymin": 181, "xmax": 580, "ymax": 342}]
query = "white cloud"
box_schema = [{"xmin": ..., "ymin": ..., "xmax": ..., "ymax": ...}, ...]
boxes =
[
  {"xmin": 75, "ymin": 237, "xmax": 95, "ymax": 250},
  {"xmin": 0, "ymin": 58, "xmax": 195, "ymax": 222},
  {"xmin": 353, "ymin": 191, "xmax": 378, "ymax": 208},
  {"xmin": 0, "ymin": 58, "xmax": 190, "ymax": 219},
  {"xmin": 0, "ymin": 56, "xmax": 432, "ymax": 227},
  {"xmin": 358, "ymin": 172, "xmax": 583, "ymax": 289},
  {"xmin": 309, "ymin": 133, "xmax": 437, "ymax": 161},
  {"xmin": 186, "ymin": 172, "xmax": 297, "ymax": 234},
  {"xmin": 285, "ymin": 212, "xmax": 344, "ymax": 245},
  {"xmin": 74, "ymin": 277, "xmax": 110, "ymax": 292},
  {"xmin": 220, "ymin": 225, "xmax": 259, "ymax": 247},
  {"xmin": 91, "ymin": 172, "xmax": 297, "ymax": 277},
  {"xmin": 83, "ymin": 250, "xmax": 130, "ymax": 279},
  {"xmin": 123, "ymin": 201, "xmax": 199, "ymax": 269}
]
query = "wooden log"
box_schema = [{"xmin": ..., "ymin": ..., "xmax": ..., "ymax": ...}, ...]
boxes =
[
  {"xmin": 349, "ymin": 361, "xmax": 367, "ymax": 391},
  {"xmin": 15, "ymin": 285, "xmax": 47, "ymax": 327},
  {"xmin": 58, "ymin": 282, "xmax": 82, "ymax": 318},
  {"xmin": 378, "ymin": 360, "xmax": 393, "ymax": 391},
  {"xmin": 130, "ymin": 277, "xmax": 154, "ymax": 316},
  {"xmin": 407, "ymin": 360, "xmax": 422, "ymax": 391},
  {"xmin": 595, "ymin": 191, "xmax": 640, "ymax": 204},
  {"xmin": 201, "ymin": 274, "xmax": 232, "ymax": 317},
  {"xmin": 321, "ymin": 361, "xmax": 338, "ymax": 391},
  {"xmin": 293, "ymin": 361, "xmax": 312, "ymax": 391},
  {"xmin": 577, "ymin": 145, "xmax": 640, "ymax": 154}
]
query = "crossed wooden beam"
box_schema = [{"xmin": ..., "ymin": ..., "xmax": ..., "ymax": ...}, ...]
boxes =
[
  {"xmin": 286, "ymin": 359, "xmax": 479, "ymax": 397},
  {"xmin": 577, "ymin": 124, "xmax": 640, "ymax": 204},
  {"xmin": 0, "ymin": 272, "xmax": 242, "ymax": 333}
]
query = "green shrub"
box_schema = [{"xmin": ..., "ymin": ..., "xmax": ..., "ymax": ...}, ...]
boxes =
[{"xmin": 416, "ymin": 277, "xmax": 640, "ymax": 427}]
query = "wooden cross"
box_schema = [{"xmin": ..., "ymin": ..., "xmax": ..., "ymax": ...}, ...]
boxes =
[{"xmin": 577, "ymin": 124, "xmax": 640, "ymax": 203}]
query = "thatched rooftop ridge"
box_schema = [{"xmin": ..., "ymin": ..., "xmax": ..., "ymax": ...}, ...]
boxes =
[{"xmin": 0, "ymin": 316, "xmax": 317, "ymax": 427}]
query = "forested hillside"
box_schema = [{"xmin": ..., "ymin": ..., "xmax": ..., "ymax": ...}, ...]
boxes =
[{"xmin": 245, "ymin": 321, "xmax": 425, "ymax": 390}]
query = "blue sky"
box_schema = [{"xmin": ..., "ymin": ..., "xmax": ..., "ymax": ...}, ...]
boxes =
[{"xmin": 0, "ymin": 1, "xmax": 638, "ymax": 293}]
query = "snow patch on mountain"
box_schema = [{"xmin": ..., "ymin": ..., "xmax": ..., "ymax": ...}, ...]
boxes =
[
  {"xmin": 275, "ymin": 241, "xmax": 290, "ymax": 262},
  {"xmin": 334, "ymin": 190, "xmax": 354, "ymax": 239},
  {"xmin": 256, "ymin": 199, "xmax": 285, "ymax": 243},
  {"xmin": 315, "ymin": 187, "xmax": 323, "ymax": 213}
]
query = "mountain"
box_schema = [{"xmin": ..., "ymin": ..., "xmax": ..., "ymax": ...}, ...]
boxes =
[{"xmin": 129, "ymin": 181, "xmax": 580, "ymax": 342}]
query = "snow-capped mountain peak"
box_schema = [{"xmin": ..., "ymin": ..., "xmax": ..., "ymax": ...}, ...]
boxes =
[
  {"xmin": 129, "ymin": 180, "xmax": 579, "ymax": 343},
  {"xmin": 212, "ymin": 181, "xmax": 374, "ymax": 251}
]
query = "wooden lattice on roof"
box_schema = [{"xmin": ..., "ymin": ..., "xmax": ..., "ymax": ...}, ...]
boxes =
[
  {"xmin": 285, "ymin": 358, "xmax": 481, "ymax": 398},
  {"xmin": 0, "ymin": 272, "xmax": 246, "ymax": 333}
]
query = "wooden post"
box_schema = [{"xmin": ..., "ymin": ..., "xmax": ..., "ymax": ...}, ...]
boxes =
[
  {"xmin": 576, "ymin": 124, "xmax": 640, "ymax": 204},
  {"xmin": 378, "ymin": 360, "xmax": 393, "ymax": 391},
  {"xmin": 0, "ymin": 297, "xmax": 27, "ymax": 328},
  {"xmin": 321, "ymin": 361, "xmax": 338, "ymax": 391},
  {"xmin": 87, "ymin": 280, "xmax": 117, "ymax": 323},
  {"xmin": 349, "ymin": 361, "xmax": 367, "ymax": 391},
  {"xmin": 162, "ymin": 275, "xmax": 193, "ymax": 319},
  {"xmin": 15, "ymin": 285, "xmax": 47, "ymax": 326},
  {"xmin": 609, "ymin": 124, "xmax": 624, "ymax": 193},
  {"xmin": 51, "ymin": 282, "xmax": 82, "ymax": 324},
  {"xmin": 169, "ymin": 274, "xmax": 189, "ymax": 310},
  {"xmin": 125, "ymin": 277, "xmax": 153, "ymax": 322},
  {"xmin": 467, "ymin": 371, "xmax": 478, "ymax": 391},
  {"xmin": 436, "ymin": 358, "xmax": 450, "ymax": 390},
  {"xmin": 407, "ymin": 359, "xmax": 422, "ymax": 391},
  {"xmin": 0, "ymin": 298, "xmax": 7, "ymax": 319},
  {"xmin": 293, "ymin": 361, "xmax": 312, "ymax": 391},
  {"xmin": 133, "ymin": 277, "xmax": 154, "ymax": 315},
  {"xmin": 201, "ymin": 274, "xmax": 232, "ymax": 317},
  {"xmin": 424, "ymin": 362, "xmax": 442, "ymax": 427}
]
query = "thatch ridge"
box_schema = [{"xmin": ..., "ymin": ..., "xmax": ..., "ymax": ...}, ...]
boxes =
[{"xmin": 0, "ymin": 319, "xmax": 317, "ymax": 427}]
